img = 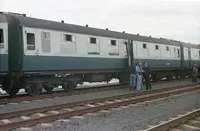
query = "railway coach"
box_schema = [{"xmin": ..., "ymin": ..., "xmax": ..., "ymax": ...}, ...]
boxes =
[{"xmin": 0, "ymin": 12, "xmax": 199, "ymax": 96}]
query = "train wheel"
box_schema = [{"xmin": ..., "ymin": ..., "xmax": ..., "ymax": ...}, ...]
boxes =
[
  {"xmin": 62, "ymin": 81, "xmax": 76, "ymax": 92},
  {"xmin": 44, "ymin": 85, "xmax": 53, "ymax": 93},
  {"xmin": 62, "ymin": 82, "xmax": 70, "ymax": 92},
  {"xmin": 25, "ymin": 83, "xmax": 42, "ymax": 96},
  {"xmin": 6, "ymin": 86, "xmax": 20, "ymax": 97},
  {"xmin": 166, "ymin": 74, "xmax": 173, "ymax": 81}
]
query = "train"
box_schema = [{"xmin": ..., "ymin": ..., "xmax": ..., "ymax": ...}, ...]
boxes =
[{"xmin": 0, "ymin": 12, "xmax": 200, "ymax": 96}]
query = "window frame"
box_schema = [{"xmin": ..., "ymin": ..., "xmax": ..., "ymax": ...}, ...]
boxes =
[
  {"xmin": 0, "ymin": 29, "xmax": 4, "ymax": 48},
  {"xmin": 143, "ymin": 44, "xmax": 147, "ymax": 49},
  {"xmin": 0, "ymin": 29, "xmax": 4, "ymax": 43},
  {"xmin": 66, "ymin": 34, "xmax": 72, "ymax": 42},
  {"xmin": 90, "ymin": 37, "xmax": 97, "ymax": 44},
  {"xmin": 26, "ymin": 33, "xmax": 35, "ymax": 50},
  {"xmin": 41, "ymin": 31, "xmax": 51, "ymax": 53},
  {"xmin": 41, "ymin": 31, "xmax": 50, "ymax": 40},
  {"xmin": 177, "ymin": 48, "xmax": 180, "ymax": 58},
  {"xmin": 166, "ymin": 46, "xmax": 169, "ymax": 51},
  {"xmin": 155, "ymin": 45, "xmax": 159, "ymax": 50},
  {"xmin": 110, "ymin": 40, "xmax": 117, "ymax": 46},
  {"xmin": 62, "ymin": 34, "xmax": 74, "ymax": 42}
]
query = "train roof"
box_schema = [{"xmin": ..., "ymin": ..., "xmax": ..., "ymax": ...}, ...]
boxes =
[
  {"xmin": 0, "ymin": 13, "xmax": 8, "ymax": 23},
  {"xmin": 180, "ymin": 42, "xmax": 199, "ymax": 48},
  {"xmin": 1, "ymin": 12, "xmax": 198, "ymax": 48},
  {"xmin": 166, "ymin": 38, "xmax": 199, "ymax": 48},
  {"xmin": 1, "ymin": 12, "xmax": 181, "ymax": 46}
]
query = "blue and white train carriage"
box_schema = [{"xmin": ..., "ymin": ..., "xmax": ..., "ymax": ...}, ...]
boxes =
[{"xmin": 0, "ymin": 12, "xmax": 199, "ymax": 96}]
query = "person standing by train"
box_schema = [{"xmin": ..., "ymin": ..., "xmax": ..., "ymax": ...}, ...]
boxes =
[
  {"xmin": 142, "ymin": 62, "xmax": 152, "ymax": 90},
  {"xmin": 129, "ymin": 65, "xmax": 136, "ymax": 90},
  {"xmin": 192, "ymin": 64, "xmax": 198, "ymax": 83},
  {"xmin": 135, "ymin": 62, "xmax": 144, "ymax": 91}
]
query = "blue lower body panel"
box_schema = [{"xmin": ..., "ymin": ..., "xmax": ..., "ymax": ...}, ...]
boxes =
[
  {"xmin": 23, "ymin": 56, "xmax": 128, "ymax": 71},
  {"xmin": 191, "ymin": 60, "xmax": 200, "ymax": 66},
  {"xmin": 22, "ymin": 55, "xmax": 181, "ymax": 72},
  {"xmin": 183, "ymin": 60, "xmax": 191, "ymax": 68},
  {"xmin": 0, "ymin": 54, "xmax": 8, "ymax": 72},
  {"xmin": 135, "ymin": 59, "xmax": 180, "ymax": 69}
]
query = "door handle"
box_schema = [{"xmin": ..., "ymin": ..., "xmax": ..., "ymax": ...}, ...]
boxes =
[{"xmin": 35, "ymin": 50, "xmax": 39, "ymax": 55}]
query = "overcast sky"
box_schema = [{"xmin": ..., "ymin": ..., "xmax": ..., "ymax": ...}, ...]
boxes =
[{"xmin": 1, "ymin": 0, "xmax": 200, "ymax": 44}]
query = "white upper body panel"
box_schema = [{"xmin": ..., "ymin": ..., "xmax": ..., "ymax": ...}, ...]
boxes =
[
  {"xmin": 23, "ymin": 27, "xmax": 127, "ymax": 58},
  {"xmin": 133, "ymin": 41, "xmax": 180, "ymax": 60},
  {"xmin": 23, "ymin": 26, "xmax": 183, "ymax": 60}
]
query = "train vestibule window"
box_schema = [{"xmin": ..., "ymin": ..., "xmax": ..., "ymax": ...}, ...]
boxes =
[
  {"xmin": 155, "ymin": 45, "xmax": 159, "ymax": 50},
  {"xmin": 166, "ymin": 46, "xmax": 169, "ymax": 51},
  {"xmin": 27, "ymin": 33, "xmax": 35, "ymax": 50},
  {"xmin": 111, "ymin": 40, "xmax": 117, "ymax": 46},
  {"xmin": 177, "ymin": 48, "xmax": 180, "ymax": 57},
  {"xmin": 0, "ymin": 29, "xmax": 4, "ymax": 43},
  {"xmin": 143, "ymin": 44, "xmax": 147, "ymax": 49},
  {"xmin": 0, "ymin": 29, "xmax": 4, "ymax": 48},
  {"xmin": 90, "ymin": 37, "xmax": 97, "ymax": 44},
  {"xmin": 65, "ymin": 34, "xmax": 72, "ymax": 42}
]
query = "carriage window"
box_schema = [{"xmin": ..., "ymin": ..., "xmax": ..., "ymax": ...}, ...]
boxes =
[
  {"xmin": 41, "ymin": 31, "xmax": 51, "ymax": 53},
  {"xmin": 62, "ymin": 34, "xmax": 74, "ymax": 42},
  {"xmin": 166, "ymin": 46, "xmax": 169, "ymax": 51},
  {"xmin": 155, "ymin": 45, "xmax": 159, "ymax": 50},
  {"xmin": 177, "ymin": 49, "xmax": 180, "ymax": 57},
  {"xmin": 111, "ymin": 40, "xmax": 117, "ymax": 46},
  {"xmin": 143, "ymin": 44, "xmax": 147, "ymax": 49},
  {"xmin": 199, "ymin": 51, "xmax": 200, "ymax": 57},
  {"xmin": 0, "ymin": 29, "xmax": 4, "ymax": 48},
  {"xmin": 0, "ymin": 29, "xmax": 4, "ymax": 43},
  {"xmin": 90, "ymin": 37, "xmax": 97, "ymax": 44},
  {"xmin": 27, "ymin": 33, "xmax": 35, "ymax": 50}
]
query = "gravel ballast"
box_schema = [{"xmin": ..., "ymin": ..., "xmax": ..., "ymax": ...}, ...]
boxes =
[
  {"xmin": 1, "ymin": 80, "xmax": 194, "ymax": 114},
  {"xmin": 22, "ymin": 90, "xmax": 200, "ymax": 131}
]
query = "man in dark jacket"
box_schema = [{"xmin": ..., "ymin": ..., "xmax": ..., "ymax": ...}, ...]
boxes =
[{"xmin": 142, "ymin": 62, "xmax": 152, "ymax": 90}]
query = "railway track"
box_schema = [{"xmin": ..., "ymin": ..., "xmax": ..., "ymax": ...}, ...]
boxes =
[
  {"xmin": 145, "ymin": 108, "xmax": 200, "ymax": 131},
  {"xmin": 0, "ymin": 79, "xmax": 191, "ymax": 105},
  {"xmin": 0, "ymin": 83, "xmax": 127, "ymax": 105},
  {"xmin": 0, "ymin": 83, "xmax": 199, "ymax": 131}
]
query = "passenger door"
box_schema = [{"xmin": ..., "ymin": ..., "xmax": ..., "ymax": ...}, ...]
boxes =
[
  {"xmin": 188, "ymin": 48, "xmax": 192, "ymax": 67},
  {"xmin": 23, "ymin": 28, "xmax": 37, "ymax": 55}
]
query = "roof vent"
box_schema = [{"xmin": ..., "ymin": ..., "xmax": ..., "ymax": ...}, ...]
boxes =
[
  {"xmin": 122, "ymin": 31, "xmax": 125, "ymax": 33},
  {"xmin": 149, "ymin": 35, "xmax": 151, "ymax": 37},
  {"xmin": 106, "ymin": 28, "xmax": 108, "ymax": 30},
  {"xmin": 137, "ymin": 34, "xmax": 139, "ymax": 36},
  {"xmin": 61, "ymin": 20, "xmax": 64, "ymax": 23},
  {"xmin": 86, "ymin": 24, "xmax": 88, "ymax": 27}
]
